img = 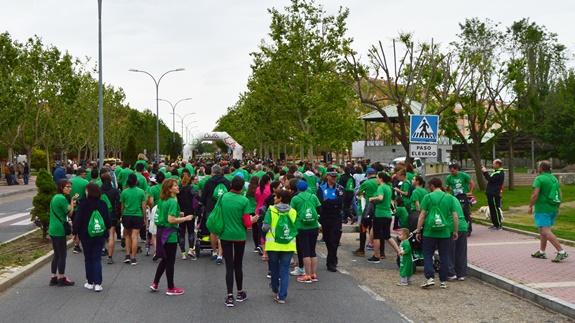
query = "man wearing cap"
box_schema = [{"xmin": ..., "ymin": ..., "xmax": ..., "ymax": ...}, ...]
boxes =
[{"xmin": 317, "ymin": 170, "xmax": 345, "ymax": 272}]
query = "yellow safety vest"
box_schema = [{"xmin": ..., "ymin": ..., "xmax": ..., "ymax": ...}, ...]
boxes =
[{"xmin": 265, "ymin": 206, "xmax": 297, "ymax": 252}]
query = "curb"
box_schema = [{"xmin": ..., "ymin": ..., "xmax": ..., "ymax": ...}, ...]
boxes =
[
  {"xmin": 0, "ymin": 238, "xmax": 73, "ymax": 294},
  {"xmin": 0, "ymin": 187, "xmax": 36, "ymax": 198},
  {"xmin": 468, "ymin": 264, "xmax": 575, "ymax": 319}
]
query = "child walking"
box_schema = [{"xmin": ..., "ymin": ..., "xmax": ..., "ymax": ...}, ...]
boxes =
[{"xmin": 398, "ymin": 228, "xmax": 413, "ymax": 286}]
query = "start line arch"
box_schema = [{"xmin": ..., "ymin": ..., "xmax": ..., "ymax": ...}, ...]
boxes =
[{"xmin": 200, "ymin": 132, "xmax": 244, "ymax": 160}]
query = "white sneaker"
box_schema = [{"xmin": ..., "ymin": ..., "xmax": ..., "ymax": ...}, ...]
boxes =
[
  {"xmin": 94, "ymin": 284, "xmax": 103, "ymax": 292},
  {"xmin": 181, "ymin": 252, "xmax": 187, "ymax": 260},
  {"xmin": 420, "ymin": 278, "xmax": 435, "ymax": 288},
  {"xmin": 84, "ymin": 283, "xmax": 94, "ymax": 290},
  {"xmin": 290, "ymin": 267, "xmax": 304, "ymax": 276}
]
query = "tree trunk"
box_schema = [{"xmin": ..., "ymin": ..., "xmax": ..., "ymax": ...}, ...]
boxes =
[
  {"xmin": 508, "ymin": 136, "xmax": 515, "ymax": 191},
  {"xmin": 300, "ymin": 144, "xmax": 305, "ymax": 162},
  {"xmin": 8, "ymin": 147, "xmax": 14, "ymax": 162},
  {"xmin": 469, "ymin": 146, "xmax": 486, "ymax": 191},
  {"xmin": 26, "ymin": 147, "xmax": 32, "ymax": 172},
  {"xmin": 307, "ymin": 145, "xmax": 314, "ymax": 161},
  {"xmin": 45, "ymin": 146, "xmax": 50, "ymax": 171}
]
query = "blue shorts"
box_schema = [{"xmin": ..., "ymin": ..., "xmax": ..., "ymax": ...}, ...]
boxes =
[{"xmin": 534, "ymin": 212, "xmax": 557, "ymax": 228}]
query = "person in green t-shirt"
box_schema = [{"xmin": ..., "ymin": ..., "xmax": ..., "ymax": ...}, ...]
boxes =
[
  {"xmin": 393, "ymin": 170, "xmax": 412, "ymax": 210},
  {"xmin": 245, "ymin": 176, "xmax": 260, "ymax": 250},
  {"xmin": 118, "ymin": 165, "xmax": 134, "ymax": 189},
  {"xmin": 397, "ymin": 228, "xmax": 413, "ymax": 286},
  {"xmin": 151, "ymin": 178, "xmax": 192, "ymax": 296},
  {"xmin": 367, "ymin": 172, "xmax": 401, "ymax": 263},
  {"xmin": 445, "ymin": 163, "xmax": 475, "ymax": 235},
  {"xmin": 135, "ymin": 163, "xmax": 149, "ymax": 192},
  {"xmin": 416, "ymin": 177, "xmax": 459, "ymax": 289},
  {"xmin": 354, "ymin": 168, "xmax": 379, "ymax": 257},
  {"xmin": 147, "ymin": 172, "xmax": 164, "ymax": 208},
  {"xmin": 219, "ymin": 176, "xmax": 258, "ymax": 306},
  {"xmin": 120, "ymin": 173, "xmax": 147, "ymax": 265},
  {"xmin": 290, "ymin": 180, "xmax": 321, "ymax": 282},
  {"xmin": 447, "ymin": 194, "xmax": 468, "ymax": 280},
  {"xmin": 529, "ymin": 160, "xmax": 567, "ymax": 262},
  {"xmin": 48, "ymin": 179, "xmax": 77, "ymax": 286}
]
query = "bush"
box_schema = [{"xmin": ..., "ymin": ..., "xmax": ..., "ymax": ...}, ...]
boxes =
[
  {"xmin": 30, "ymin": 169, "xmax": 57, "ymax": 239},
  {"xmin": 31, "ymin": 147, "xmax": 48, "ymax": 171}
]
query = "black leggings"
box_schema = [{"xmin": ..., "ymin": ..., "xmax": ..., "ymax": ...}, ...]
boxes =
[
  {"xmin": 179, "ymin": 220, "xmax": 195, "ymax": 252},
  {"xmin": 51, "ymin": 236, "xmax": 67, "ymax": 275},
  {"xmin": 153, "ymin": 243, "xmax": 177, "ymax": 289},
  {"xmin": 221, "ymin": 240, "xmax": 245, "ymax": 295},
  {"xmin": 251, "ymin": 220, "xmax": 260, "ymax": 248}
]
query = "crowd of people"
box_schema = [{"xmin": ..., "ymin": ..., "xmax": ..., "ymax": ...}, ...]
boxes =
[
  {"xmin": 2, "ymin": 161, "xmax": 30, "ymax": 185},
  {"xmin": 46, "ymin": 153, "xmax": 568, "ymax": 306}
]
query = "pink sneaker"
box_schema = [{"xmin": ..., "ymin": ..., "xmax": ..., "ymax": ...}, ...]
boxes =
[
  {"xmin": 150, "ymin": 283, "xmax": 158, "ymax": 292},
  {"xmin": 166, "ymin": 287, "xmax": 185, "ymax": 296}
]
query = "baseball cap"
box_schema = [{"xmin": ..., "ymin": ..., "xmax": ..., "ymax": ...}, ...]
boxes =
[
  {"xmin": 366, "ymin": 168, "xmax": 376, "ymax": 175},
  {"xmin": 297, "ymin": 180, "xmax": 308, "ymax": 192}
]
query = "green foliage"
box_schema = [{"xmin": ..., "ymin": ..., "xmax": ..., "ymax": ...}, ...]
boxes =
[
  {"xmin": 124, "ymin": 135, "xmax": 137, "ymax": 165},
  {"xmin": 30, "ymin": 147, "xmax": 47, "ymax": 170},
  {"xmin": 30, "ymin": 169, "xmax": 57, "ymax": 239}
]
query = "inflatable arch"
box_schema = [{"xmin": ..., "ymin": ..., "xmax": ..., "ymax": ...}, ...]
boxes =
[{"xmin": 200, "ymin": 132, "xmax": 244, "ymax": 160}]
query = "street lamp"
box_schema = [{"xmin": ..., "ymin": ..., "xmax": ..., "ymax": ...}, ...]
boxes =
[
  {"xmin": 158, "ymin": 97, "xmax": 192, "ymax": 142},
  {"xmin": 174, "ymin": 113, "xmax": 196, "ymax": 142},
  {"xmin": 128, "ymin": 67, "xmax": 184, "ymax": 162},
  {"xmin": 184, "ymin": 123, "xmax": 199, "ymax": 144},
  {"xmin": 97, "ymin": 0, "xmax": 104, "ymax": 169}
]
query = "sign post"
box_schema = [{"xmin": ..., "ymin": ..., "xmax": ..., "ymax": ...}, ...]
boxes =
[{"xmin": 409, "ymin": 115, "xmax": 439, "ymax": 174}]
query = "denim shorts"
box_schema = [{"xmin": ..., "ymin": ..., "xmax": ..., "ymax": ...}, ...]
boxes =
[{"xmin": 534, "ymin": 212, "xmax": 557, "ymax": 228}]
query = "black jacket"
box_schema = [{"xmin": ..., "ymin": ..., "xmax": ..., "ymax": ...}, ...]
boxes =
[
  {"xmin": 317, "ymin": 182, "xmax": 344, "ymax": 219},
  {"xmin": 483, "ymin": 169, "xmax": 505, "ymax": 196},
  {"xmin": 201, "ymin": 175, "xmax": 231, "ymax": 214},
  {"xmin": 73, "ymin": 198, "xmax": 111, "ymax": 241},
  {"xmin": 178, "ymin": 184, "xmax": 200, "ymax": 215}
]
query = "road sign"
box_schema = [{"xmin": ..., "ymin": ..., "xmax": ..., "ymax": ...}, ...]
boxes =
[
  {"xmin": 410, "ymin": 143, "xmax": 438, "ymax": 158},
  {"xmin": 410, "ymin": 115, "xmax": 439, "ymax": 144}
]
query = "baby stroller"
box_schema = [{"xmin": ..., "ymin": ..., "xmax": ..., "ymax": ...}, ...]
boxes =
[{"xmin": 194, "ymin": 204, "xmax": 213, "ymax": 257}]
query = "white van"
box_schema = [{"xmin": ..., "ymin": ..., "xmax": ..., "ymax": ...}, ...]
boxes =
[{"xmin": 390, "ymin": 157, "xmax": 424, "ymax": 173}]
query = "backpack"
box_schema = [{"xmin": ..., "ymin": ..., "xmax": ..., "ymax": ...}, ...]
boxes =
[
  {"xmin": 300, "ymin": 195, "xmax": 319, "ymax": 223},
  {"xmin": 101, "ymin": 193, "xmax": 112, "ymax": 214},
  {"xmin": 206, "ymin": 198, "xmax": 225, "ymax": 236},
  {"xmin": 272, "ymin": 207, "xmax": 297, "ymax": 244},
  {"xmin": 212, "ymin": 183, "xmax": 228, "ymax": 200},
  {"xmin": 88, "ymin": 209, "xmax": 106, "ymax": 237},
  {"xmin": 546, "ymin": 175, "xmax": 561, "ymax": 206},
  {"xmin": 425, "ymin": 194, "xmax": 447, "ymax": 232}
]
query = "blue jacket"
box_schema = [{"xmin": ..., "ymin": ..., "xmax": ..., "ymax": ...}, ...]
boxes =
[{"xmin": 317, "ymin": 182, "xmax": 344, "ymax": 218}]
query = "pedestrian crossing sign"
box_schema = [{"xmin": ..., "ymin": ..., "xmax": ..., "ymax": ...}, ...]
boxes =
[{"xmin": 410, "ymin": 115, "xmax": 439, "ymax": 144}]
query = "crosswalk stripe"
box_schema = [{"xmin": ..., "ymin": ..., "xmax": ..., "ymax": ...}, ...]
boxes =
[
  {"xmin": 10, "ymin": 219, "xmax": 33, "ymax": 226},
  {"xmin": 0, "ymin": 212, "xmax": 29, "ymax": 224}
]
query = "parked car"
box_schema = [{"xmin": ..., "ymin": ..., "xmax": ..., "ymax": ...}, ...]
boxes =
[{"xmin": 390, "ymin": 157, "xmax": 424, "ymax": 173}]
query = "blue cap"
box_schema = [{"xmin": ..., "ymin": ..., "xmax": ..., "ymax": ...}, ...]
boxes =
[
  {"xmin": 366, "ymin": 168, "xmax": 376, "ymax": 175},
  {"xmin": 297, "ymin": 180, "xmax": 308, "ymax": 192},
  {"xmin": 234, "ymin": 172, "xmax": 244, "ymax": 179}
]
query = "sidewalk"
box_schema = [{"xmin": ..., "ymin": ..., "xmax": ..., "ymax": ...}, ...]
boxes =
[
  {"xmin": 468, "ymin": 224, "xmax": 575, "ymax": 317},
  {"xmin": 0, "ymin": 177, "xmax": 36, "ymax": 197}
]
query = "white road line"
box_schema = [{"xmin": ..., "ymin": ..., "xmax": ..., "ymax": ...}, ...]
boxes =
[
  {"xmin": 10, "ymin": 218, "xmax": 33, "ymax": 226},
  {"xmin": 337, "ymin": 268, "xmax": 350, "ymax": 275},
  {"xmin": 468, "ymin": 241, "xmax": 539, "ymax": 247},
  {"xmin": 358, "ymin": 285, "xmax": 385, "ymax": 302},
  {"xmin": 525, "ymin": 281, "xmax": 575, "ymax": 289},
  {"xmin": 0, "ymin": 212, "xmax": 29, "ymax": 224},
  {"xmin": 25, "ymin": 207, "xmax": 33, "ymax": 211}
]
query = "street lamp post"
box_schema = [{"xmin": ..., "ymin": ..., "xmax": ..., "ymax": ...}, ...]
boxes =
[
  {"xmin": 158, "ymin": 98, "xmax": 193, "ymax": 142},
  {"xmin": 128, "ymin": 67, "xmax": 184, "ymax": 162},
  {"xmin": 97, "ymin": 0, "xmax": 104, "ymax": 169},
  {"xmin": 175, "ymin": 114, "xmax": 196, "ymax": 156}
]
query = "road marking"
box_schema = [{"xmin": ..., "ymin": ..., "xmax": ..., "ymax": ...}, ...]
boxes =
[
  {"xmin": 25, "ymin": 207, "xmax": 33, "ymax": 211},
  {"xmin": 358, "ymin": 285, "xmax": 385, "ymax": 302},
  {"xmin": 337, "ymin": 268, "xmax": 350, "ymax": 275},
  {"xmin": 525, "ymin": 281, "xmax": 575, "ymax": 289},
  {"xmin": 0, "ymin": 213, "xmax": 29, "ymax": 224},
  {"xmin": 10, "ymin": 219, "xmax": 33, "ymax": 226},
  {"xmin": 468, "ymin": 241, "xmax": 539, "ymax": 247}
]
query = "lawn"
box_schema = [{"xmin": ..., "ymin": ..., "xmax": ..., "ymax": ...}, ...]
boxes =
[{"xmin": 472, "ymin": 184, "xmax": 575, "ymax": 211}]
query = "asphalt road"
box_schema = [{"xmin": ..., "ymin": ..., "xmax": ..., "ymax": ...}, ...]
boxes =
[
  {"xmin": 0, "ymin": 192, "xmax": 35, "ymax": 243},
  {"xmin": 0, "ymin": 240, "xmax": 408, "ymax": 323}
]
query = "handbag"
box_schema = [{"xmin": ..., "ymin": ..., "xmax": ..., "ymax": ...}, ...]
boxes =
[{"xmin": 55, "ymin": 213, "xmax": 72, "ymax": 236}]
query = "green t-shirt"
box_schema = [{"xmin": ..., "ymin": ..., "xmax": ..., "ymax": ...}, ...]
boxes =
[
  {"xmin": 374, "ymin": 184, "xmax": 392, "ymax": 218},
  {"xmin": 252, "ymin": 170, "xmax": 266, "ymax": 179},
  {"xmin": 119, "ymin": 168, "xmax": 134, "ymax": 187},
  {"xmin": 533, "ymin": 173, "xmax": 560, "ymax": 213},
  {"xmin": 136, "ymin": 172, "xmax": 148, "ymax": 192},
  {"xmin": 420, "ymin": 191, "xmax": 457, "ymax": 238},
  {"xmin": 399, "ymin": 239, "xmax": 413, "ymax": 278},
  {"xmin": 398, "ymin": 180, "xmax": 411, "ymax": 205},
  {"xmin": 396, "ymin": 206, "xmax": 409, "ymax": 229},
  {"xmin": 410, "ymin": 187, "xmax": 428, "ymax": 211},
  {"xmin": 70, "ymin": 176, "xmax": 88, "ymax": 201},
  {"xmin": 359, "ymin": 177, "xmax": 379, "ymax": 199},
  {"xmin": 114, "ymin": 166, "xmax": 123, "ymax": 179},
  {"xmin": 406, "ymin": 171, "xmax": 416, "ymax": 185},
  {"xmin": 219, "ymin": 192, "xmax": 250, "ymax": 241},
  {"xmin": 156, "ymin": 197, "xmax": 180, "ymax": 243},
  {"xmin": 120, "ymin": 187, "xmax": 146, "ymax": 216},
  {"xmin": 290, "ymin": 191, "xmax": 321, "ymax": 230},
  {"xmin": 246, "ymin": 194, "xmax": 257, "ymax": 214},
  {"xmin": 445, "ymin": 171, "xmax": 472, "ymax": 196},
  {"xmin": 185, "ymin": 164, "xmax": 195, "ymax": 176},
  {"xmin": 134, "ymin": 160, "xmax": 148, "ymax": 171},
  {"xmin": 233, "ymin": 168, "xmax": 250, "ymax": 182},
  {"xmin": 318, "ymin": 165, "xmax": 327, "ymax": 178},
  {"xmin": 148, "ymin": 184, "xmax": 162, "ymax": 207},
  {"xmin": 344, "ymin": 177, "xmax": 355, "ymax": 192},
  {"xmin": 449, "ymin": 194, "xmax": 468, "ymax": 233},
  {"xmin": 48, "ymin": 194, "xmax": 69, "ymax": 237}
]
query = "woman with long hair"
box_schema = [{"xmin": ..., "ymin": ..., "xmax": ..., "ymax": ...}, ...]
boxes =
[
  {"xmin": 246, "ymin": 176, "xmax": 259, "ymax": 252},
  {"xmin": 48, "ymin": 179, "xmax": 77, "ymax": 287},
  {"xmin": 151, "ymin": 179, "xmax": 192, "ymax": 296},
  {"xmin": 177, "ymin": 169, "xmax": 196, "ymax": 260}
]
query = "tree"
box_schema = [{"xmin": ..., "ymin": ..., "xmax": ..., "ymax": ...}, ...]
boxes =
[{"xmin": 31, "ymin": 169, "xmax": 56, "ymax": 239}]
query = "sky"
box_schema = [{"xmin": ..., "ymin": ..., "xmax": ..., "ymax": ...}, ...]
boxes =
[{"xmin": 2, "ymin": 0, "xmax": 574, "ymax": 142}]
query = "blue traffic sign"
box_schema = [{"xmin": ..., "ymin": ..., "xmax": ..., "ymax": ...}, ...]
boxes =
[{"xmin": 410, "ymin": 115, "xmax": 439, "ymax": 143}]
